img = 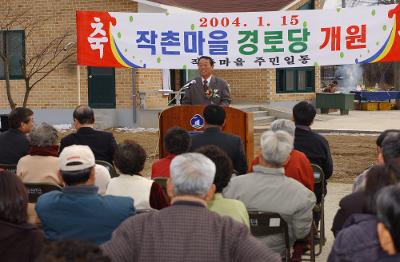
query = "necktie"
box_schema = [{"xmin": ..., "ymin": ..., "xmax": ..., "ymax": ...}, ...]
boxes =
[{"xmin": 203, "ymin": 80, "xmax": 208, "ymax": 92}]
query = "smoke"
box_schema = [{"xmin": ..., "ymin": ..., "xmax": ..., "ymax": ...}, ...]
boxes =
[{"xmin": 335, "ymin": 64, "xmax": 363, "ymax": 93}]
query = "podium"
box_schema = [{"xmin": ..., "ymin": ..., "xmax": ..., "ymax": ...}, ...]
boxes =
[{"xmin": 159, "ymin": 105, "xmax": 254, "ymax": 167}]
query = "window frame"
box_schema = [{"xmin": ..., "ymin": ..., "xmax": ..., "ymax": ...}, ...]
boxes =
[
  {"xmin": 276, "ymin": 67, "xmax": 315, "ymax": 93},
  {"xmin": 0, "ymin": 30, "xmax": 26, "ymax": 80}
]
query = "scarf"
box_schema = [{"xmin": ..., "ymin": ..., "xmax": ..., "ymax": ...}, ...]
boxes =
[{"xmin": 28, "ymin": 145, "xmax": 59, "ymax": 157}]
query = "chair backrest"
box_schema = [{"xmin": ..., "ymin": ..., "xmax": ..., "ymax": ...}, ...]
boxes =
[
  {"xmin": 248, "ymin": 211, "xmax": 289, "ymax": 238},
  {"xmin": 311, "ymin": 163, "xmax": 325, "ymax": 185},
  {"xmin": 153, "ymin": 177, "xmax": 168, "ymax": 191},
  {"xmin": 0, "ymin": 163, "xmax": 17, "ymax": 174},
  {"xmin": 248, "ymin": 211, "xmax": 290, "ymax": 260},
  {"xmin": 153, "ymin": 177, "xmax": 169, "ymax": 202},
  {"xmin": 153, "ymin": 176, "xmax": 168, "ymax": 192},
  {"xmin": 95, "ymin": 160, "xmax": 118, "ymax": 178},
  {"xmin": 24, "ymin": 183, "xmax": 62, "ymax": 203}
]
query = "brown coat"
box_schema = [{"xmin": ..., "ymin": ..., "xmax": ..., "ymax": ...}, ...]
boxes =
[{"xmin": 101, "ymin": 200, "xmax": 279, "ymax": 262}]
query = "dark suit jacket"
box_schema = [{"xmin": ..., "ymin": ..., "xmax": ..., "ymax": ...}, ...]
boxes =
[
  {"xmin": 294, "ymin": 126, "xmax": 333, "ymax": 202},
  {"xmin": 189, "ymin": 127, "xmax": 247, "ymax": 175},
  {"xmin": 59, "ymin": 127, "xmax": 117, "ymax": 163},
  {"xmin": 101, "ymin": 201, "xmax": 280, "ymax": 262},
  {"xmin": 0, "ymin": 129, "xmax": 30, "ymax": 164},
  {"xmin": 294, "ymin": 126, "xmax": 333, "ymax": 180},
  {"xmin": 181, "ymin": 76, "xmax": 231, "ymax": 105}
]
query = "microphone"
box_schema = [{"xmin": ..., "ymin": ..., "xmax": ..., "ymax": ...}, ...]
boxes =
[{"xmin": 181, "ymin": 80, "xmax": 196, "ymax": 90}]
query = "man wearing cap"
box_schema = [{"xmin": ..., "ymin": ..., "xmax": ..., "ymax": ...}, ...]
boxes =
[{"xmin": 35, "ymin": 145, "xmax": 135, "ymax": 244}]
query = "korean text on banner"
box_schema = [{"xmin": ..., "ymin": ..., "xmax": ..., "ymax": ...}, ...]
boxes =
[{"xmin": 76, "ymin": 4, "xmax": 400, "ymax": 69}]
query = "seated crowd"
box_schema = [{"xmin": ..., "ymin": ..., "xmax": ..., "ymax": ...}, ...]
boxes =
[{"xmin": 0, "ymin": 103, "xmax": 400, "ymax": 262}]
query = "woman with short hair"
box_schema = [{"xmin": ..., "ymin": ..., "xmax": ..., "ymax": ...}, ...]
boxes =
[
  {"xmin": 0, "ymin": 170, "xmax": 44, "ymax": 261},
  {"xmin": 17, "ymin": 122, "xmax": 61, "ymax": 186},
  {"xmin": 196, "ymin": 145, "xmax": 249, "ymax": 227},
  {"xmin": 106, "ymin": 140, "xmax": 169, "ymax": 210}
]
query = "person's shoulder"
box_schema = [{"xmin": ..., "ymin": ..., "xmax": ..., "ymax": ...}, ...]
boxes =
[
  {"xmin": 0, "ymin": 130, "xmax": 8, "ymax": 139},
  {"xmin": 93, "ymin": 129, "xmax": 114, "ymax": 138},
  {"xmin": 228, "ymin": 174, "xmax": 250, "ymax": 186},
  {"xmin": 309, "ymin": 130, "xmax": 329, "ymax": 143},
  {"xmin": 107, "ymin": 176, "xmax": 124, "ymax": 186},
  {"xmin": 291, "ymin": 149, "xmax": 308, "ymax": 159},
  {"xmin": 284, "ymin": 176, "xmax": 315, "ymax": 198},
  {"xmin": 102, "ymin": 194, "xmax": 133, "ymax": 206},
  {"xmin": 213, "ymin": 76, "xmax": 228, "ymax": 84},
  {"xmin": 340, "ymin": 191, "xmax": 365, "ymax": 208},
  {"xmin": 17, "ymin": 154, "xmax": 30, "ymax": 163},
  {"xmin": 193, "ymin": 76, "xmax": 202, "ymax": 82},
  {"xmin": 36, "ymin": 190, "xmax": 63, "ymax": 207},
  {"xmin": 60, "ymin": 132, "xmax": 75, "ymax": 142},
  {"xmin": 220, "ymin": 131, "xmax": 241, "ymax": 141},
  {"xmin": 222, "ymin": 197, "xmax": 247, "ymax": 209},
  {"xmin": 337, "ymin": 214, "xmax": 377, "ymax": 247}
]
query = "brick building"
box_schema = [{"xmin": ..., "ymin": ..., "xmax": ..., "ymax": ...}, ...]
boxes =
[{"xmin": 0, "ymin": 0, "xmax": 322, "ymax": 127}]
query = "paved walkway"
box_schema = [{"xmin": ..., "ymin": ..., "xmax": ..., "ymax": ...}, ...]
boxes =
[
  {"xmin": 316, "ymin": 183, "xmax": 353, "ymax": 262},
  {"xmin": 311, "ymin": 110, "xmax": 400, "ymax": 133}
]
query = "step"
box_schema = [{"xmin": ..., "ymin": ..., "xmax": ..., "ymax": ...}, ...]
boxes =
[
  {"xmin": 254, "ymin": 116, "xmax": 276, "ymax": 125},
  {"xmin": 254, "ymin": 125, "xmax": 271, "ymax": 133},
  {"xmin": 241, "ymin": 106, "xmax": 263, "ymax": 113},
  {"xmin": 251, "ymin": 110, "xmax": 270, "ymax": 118}
]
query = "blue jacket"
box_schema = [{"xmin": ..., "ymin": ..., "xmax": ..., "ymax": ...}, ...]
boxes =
[{"xmin": 36, "ymin": 185, "xmax": 135, "ymax": 244}]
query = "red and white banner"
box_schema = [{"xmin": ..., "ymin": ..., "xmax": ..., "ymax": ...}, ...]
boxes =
[{"xmin": 77, "ymin": 4, "xmax": 400, "ymax": 69}]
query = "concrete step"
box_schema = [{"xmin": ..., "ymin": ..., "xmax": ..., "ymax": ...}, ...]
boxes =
[
  {"xmin": 254, "ymin": 115, "xmax": 276, "ymax": 125},
  {"xmin": 254, "ymin": 125, "xmax": 270, "ymax": 133},
  {"xmin": 241, "ymin": 106, "xmax": 264, "ymax": 113},
  {"xmin": 252, "ymin": 110, "xmax": 270, "ymax": 118}
]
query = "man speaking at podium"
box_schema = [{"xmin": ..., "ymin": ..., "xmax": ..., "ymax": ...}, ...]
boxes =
[{"xmin": 181, "ymin": 56, "xmax": 231, "ymax": 106}]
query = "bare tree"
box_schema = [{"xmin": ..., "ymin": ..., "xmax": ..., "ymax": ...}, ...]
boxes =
[{"xmin": 0, "ymin": 7, "xmax": 76, "ymax": 109}]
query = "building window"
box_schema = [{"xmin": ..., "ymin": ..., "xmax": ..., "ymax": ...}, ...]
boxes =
[
  {"xmin": 298, "ymin": 0, "xmax": 314, "ymax": 10},
  {"xmin": 276, "ymin": 67, "xmax": 315, "ymax": 93},
  {"xmin": 0, "ymin": 30, "xmax": 25, "ymax": 80}
]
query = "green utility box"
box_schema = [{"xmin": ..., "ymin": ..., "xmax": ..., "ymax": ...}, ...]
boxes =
[{"xmin": 316, "ymin": 93, "xmax": 355, "ymax": 115}]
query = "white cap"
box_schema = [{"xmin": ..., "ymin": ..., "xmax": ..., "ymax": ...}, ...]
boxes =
[{"xmin": 59, "ymin": 145, "xmax": 95, "ymax": 172}]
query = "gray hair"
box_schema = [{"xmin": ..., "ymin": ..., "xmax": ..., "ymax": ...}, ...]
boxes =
[
  {"xmin": 260, "ymin": 130, "xmax": 293, "ymax": 167},
  {"xmin": 29, "ymin": 122, "xmax": 58, "ymax": 147},
  {"xmin": 170, "ymin": 153, "xmax": 215, "ymax": 197},
  {"xmin": 271, "ymin": 119, "xmax": 295, "ymax": 138}
]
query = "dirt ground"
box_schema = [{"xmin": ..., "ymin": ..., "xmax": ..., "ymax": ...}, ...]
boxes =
[{"xmin": 102, "ymin": 130, "xmax": 377, "ymax": 184}]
